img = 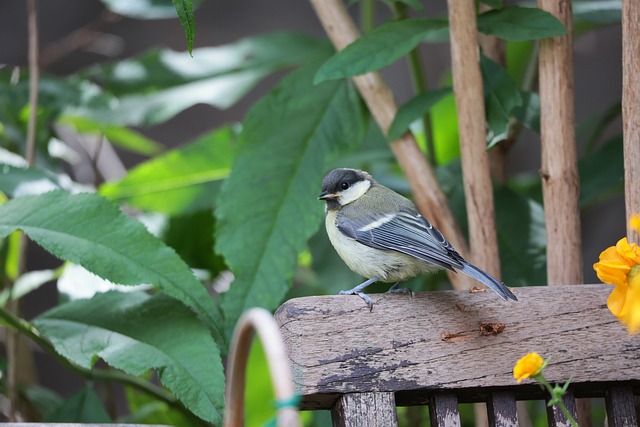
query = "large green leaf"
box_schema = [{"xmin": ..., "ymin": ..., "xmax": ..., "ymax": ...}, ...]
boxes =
[
  {"xmin": 216, "ymin": 59, "xmax": 365, "ymax": 334},
  {"xmin": 45, "ymin": 385, "xmax": 110, "ymax": 423},
  {"xmin": 172, "ymin": 0, "xmax": 195, "ymax": 54},
  {"xmin": 580, "ymin": 136, "xmax": 623, "ymax": 207},
  {"xmin": 494, "ymin": 187, "xmax": 546, "ymax": 286},
  {"xmin": 34, "ymin": 292, "xmax": 224, "ymax": 424},
  {"xmin": 99, "ymin": 126, "xmax": 234, "ymax": 215},
  {"xmin": 481, "ymin": 54, "xmax": 522, "ymax": 147},
  {"xmin": 0, "ymin": 191, "xmax": 224, "ymax": 344},
  {"xmin": 314, "ymin": 19, "xmax": 448, "ymax": 83},
  {"xmin": 477, "ymin": 6, "xmax": 567, "ymax": 41},
  {"xmin": 74, "ymin": 33, "xmax": 331, "ymax": 126},
  {"xmin": 388, "ymin": 88, "xmax": 451, "ymax": 141}
]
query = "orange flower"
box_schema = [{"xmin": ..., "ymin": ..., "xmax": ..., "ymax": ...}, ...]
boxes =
[
  {"xmin": 513, "ymin": 352, "xmax": 544, "ymax": 383},
  {"xmin": 593, "ymin": 237, "xmax": 640, "ymax": 334},
  {"xmin": 631, "ymin": 215, "xmax": 640, "ymax": 234}
]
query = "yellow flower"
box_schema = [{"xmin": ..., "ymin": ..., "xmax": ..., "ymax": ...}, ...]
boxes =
[
  {"xmin": 631, "ymin": 215, "xmax": 640, "ymax": 234},
  {"xmin": 594, "ymin": 237, "xmax": 640, "ymax": 334},
  {"xmin": 513, "ymin": 352, "xmax": 544, "ymax": 383}
]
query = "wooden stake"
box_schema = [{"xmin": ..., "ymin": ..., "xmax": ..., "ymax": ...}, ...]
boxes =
[
  {"xmin": 537, "ymin": 0, "xmax": 583, "ymax": 286},
  {"xmin": 447, "ymin": 0, "xmax": 501, "ymax": 280},
  {"xmin": 623, "ymin": 0, "xmax": 640, "ymax": 244},
  {"xmin": 309, "ymin": 0, "xmax": 470, "ymax": 289}
]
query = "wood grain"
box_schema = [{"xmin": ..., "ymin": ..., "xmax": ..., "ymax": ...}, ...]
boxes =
[
  {"xmin": 429, "ymin": 394, "xmax": 461, "ymax": 427},
  {"xmin": 623, "ymin": 0, "xmax": 640, "ymax": 244},
  {"xmin": 308, "ymin": 0, "xmax": 472, "ymax": 290},
  {"xmin": 605, "ymin": 387, "xmax": 638, "ymax": 427},
  {"xmin": 275, "ymin": 285, "xmax": 640, "ymax": 409},
  {"xmin": 447, "ymin": 0, "xmax": 501, "ymax": 280},
  {"xmin": 488, "ymin": 392, "xmax": 518, "ymax": 427},
  {"xmin": 537, "ymin": 0, "xmax": 583, "ymax": 285},
  {"xmin": 331, "ymin": 392, "xmax": 397, "ymax": 427}
]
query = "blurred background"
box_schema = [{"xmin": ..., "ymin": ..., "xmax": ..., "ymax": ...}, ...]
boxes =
[{"xmin": 0, "ymin": 0, "xmax": 626, "ymax": 424}]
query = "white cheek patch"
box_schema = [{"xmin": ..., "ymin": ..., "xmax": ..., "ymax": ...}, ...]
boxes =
[
  {"xmin": 357, "ymin": 213, "xmax": 396, "ymax": 232},
  {"xmin": 339, "ymin": 180, "xmax": 371, "ymax": 205}
]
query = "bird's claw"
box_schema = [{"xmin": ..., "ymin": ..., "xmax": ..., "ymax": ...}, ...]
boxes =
[
  {"xmin": 339, "ymin": 289, "xmax": 375, "ymax": 311},
  {"xmin": 386, "ymin": 283, "xmax": 414, "ymax": 298}
]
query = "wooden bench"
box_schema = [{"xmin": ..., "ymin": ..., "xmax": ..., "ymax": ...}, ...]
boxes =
[{"xmin": 275, "ymin": 284, "xmax": 640, "ymax": 426}]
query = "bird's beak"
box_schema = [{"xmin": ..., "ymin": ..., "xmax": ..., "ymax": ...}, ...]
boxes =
[{"xmin": 318, "ymin": 191, "xmax": 339, "ymax": 201}]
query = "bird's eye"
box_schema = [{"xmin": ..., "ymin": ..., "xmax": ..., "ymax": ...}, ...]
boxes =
[{"xmin": 340, "ymin": 181, "xmax": 350, "ymax": 190}]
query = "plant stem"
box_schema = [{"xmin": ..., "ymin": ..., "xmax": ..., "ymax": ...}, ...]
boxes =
[
  {"xmin": 536, "ymin": 375, "xmax": 578, "ymax": 427},
  {"xmin": 392, "ymin": 2, "xmax": 436, "ymax": 166},
  {"xmin": 0, "ymin": 305, "xmax": 180, "ymax": 409},
  {"xmin": 360, "ymin": 0, "xmax": 375, "ymax": 33}
]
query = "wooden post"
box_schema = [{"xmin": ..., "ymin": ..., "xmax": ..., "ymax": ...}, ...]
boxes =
[
  {"xmin": 447, "ymin": 0, "xmax": 501, "ymax": 282},
  {"xmin": 622, "ymin": 0, "xmax": 640, "ymax": 244},
  {"xmin": 537, "ymin": 0, "xmax": 583, "ymax": 286},
  {"xmin": 332, "ymin": 392, "xmax": 398, "ymax": 427},
  {"xmin": 537, "ymin": 0, "xmax": 588, "ymax": 424},
  {"xmin": 308, "ymin": 0, "xmax": 470, "ymax": 289}
]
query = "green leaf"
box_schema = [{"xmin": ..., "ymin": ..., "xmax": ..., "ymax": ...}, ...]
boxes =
[
  {"xmin": 46, "ymin": 385, "xmax": 111, "ymax": 423},
  {"xmin": 314, "ymin": 19, "xmax": 448, "ymax": 83},
  {"xmin": 481, "ymin": 54, "xmax": 523, "ymax": 147},
  {"xmin": 580, "ymin": 136, "xmax": 623, "ymax": 207},
  {"xmin": 512, "ymin": 91, "xmax": 541, "ymax": 133},
  {"xmin": 21, "ymin": 385, "xmax": 64, "ymax": 421},
  {"xmin": 0, "ymin": 165, "xmax": 61, "ymax": 197},
  {"xmin": 60, "ymin": 116, "xmax": 164, "ymax": 156},
  {"xmin": 388, "ymin": 88, "xmax": 451, "ymax": 141},
  {"xmin": 481, "ymin": 0, "xmax": 503, "ymax": 9},
  {"xmin": 34, "ymin": 292, "xmax": 224, "ymax": 424},
  {"xmin": 494, "ymin": 187, "xmax": 546, "ymax": 286},
  {"xmin": 477, "ymin": 6, "xmax": 567, "ymax": 41},
  {"xmin": 76, "ymin": 33, "xmax": 331, "ymax": 126},
  {"xmin": 99, "ymin": 126, "xmax": 235, "ymax": 215},
  {"xmin": 124, "ymin": 386, "xmax": 201, "ymax": 427},
  {"xmin": 172, "ymin": 0, "xmax": 195, "ymax": 54},
  {"xmin": 216, "ymin": 59, "xmax": 365, "ymax": 334},
  {"xmin": 100, "ymin": 0, "xmax": 200, "ymax": 19},
  {"xmin": 0, "ymin": 191, "xmax": 224, "ymax": 344}
]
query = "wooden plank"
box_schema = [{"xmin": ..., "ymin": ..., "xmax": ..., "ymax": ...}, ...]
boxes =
[
  {"xmin": 429, "ymin": 394, "xmax": 461, "ymax": 427},
  {"xmin": 605, "ymin": 386, "xmax": 638, "ymax": 426},
  {"xmin": 331, "ymin": 392, "xmax": 397, "ymax": 427},
  {"xmin": 275, "ymin": 285, "xmax": 640, "ymax": 409},
  {"xmin": 547, "ymin": 387, "xmax": 578, "ymax": 427},
  {"xmin": 487, "ymin": 391, "xmax": 518, "ymax": 427}
]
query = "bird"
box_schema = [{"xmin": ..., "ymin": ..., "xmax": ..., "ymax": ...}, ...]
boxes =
[{"xmin": 318, "ymin": 167, "xmax": 517, "ymax": 309}]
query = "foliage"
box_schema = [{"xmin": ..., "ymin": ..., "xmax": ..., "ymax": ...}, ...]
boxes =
[{"xmin": 0, "ymin": 0, "xmax": 623, "ymax": 425}]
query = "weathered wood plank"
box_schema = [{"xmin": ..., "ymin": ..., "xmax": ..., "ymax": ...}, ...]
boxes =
[
  {"xmin": 488, "ymin": 391, "xmax": 518, "ymax": 427},
  {"xmin": 429, "ymin": 394, "xmax": 461, "ymax": 427},
  {"xmin": 331, "ymin": 392, "xmax": 397, "ymax": 427},
  {"xmin": 547, "ymin": 387, "xmax": 578, "ymax": 427},
  {"xmin": 605, "ymin": 386, "xmax": 638, "ymax": 426},
  {"xmin": 275, "ymin": 285, "xmax": 640, "ymax": 409}
]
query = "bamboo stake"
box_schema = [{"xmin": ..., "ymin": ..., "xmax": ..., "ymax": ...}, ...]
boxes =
[
  {"xmin": 447, "ymin": 0, "xmax": 501, "ymax": 281},
  {"xmin": 224, "ymin": 308, "xmax": 300, "ymax": 427},
  {"xmin": 537, "ymin": 0, "xmax": 583, "ymax": 286},
  {"xmin": 623, "ymin": 0, "xmax": 640, "ymax": 244},
  {"xmin": 309, "ymin": 0, "xmax": 471, "ymax": 290},
  {"xmin": 537, "ymin": 1, "xmax": 588, "ymax": 425}
]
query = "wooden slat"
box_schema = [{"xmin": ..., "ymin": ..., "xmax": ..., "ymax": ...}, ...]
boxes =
[
  {"xmin": 605, "ymin": 386, "xmax": 638, "ymax": 426},
  {"xmin": 331, "ymin": 392, "xmax": 397, "ymax": 427},
  {"xmin": 547, "ymin": 387, "xmax": 578, "ymax": 427},
  {"xmin": 275, "ymin": 284, "xmax": 640, "ymax": 409},
  {"xmin": 429, "ymin": 394, "xmax": 461, "ymax": 427},
  {"xmin": 488, "ymin": 391, "xmax": 518, "ymax": 427}
]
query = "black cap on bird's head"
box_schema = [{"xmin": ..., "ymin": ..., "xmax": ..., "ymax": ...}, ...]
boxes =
[{"xmin": 318, "ymin": 168, "xmax": 374, "ymax": 210}]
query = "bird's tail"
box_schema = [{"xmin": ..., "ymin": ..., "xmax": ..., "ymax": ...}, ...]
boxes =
[{"xmin": 459, "ymin": 262, "xmax": 518, "ymax": 301}]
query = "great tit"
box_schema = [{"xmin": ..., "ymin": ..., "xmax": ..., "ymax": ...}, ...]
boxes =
[{"xmin": 318, "ymin": 168, "xmax": 517, "ymax": 309}]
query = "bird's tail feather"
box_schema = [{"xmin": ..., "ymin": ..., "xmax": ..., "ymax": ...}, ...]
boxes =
[{"xmin": 459, "ymin": 262, "xmax": 518, "ymax": 301}]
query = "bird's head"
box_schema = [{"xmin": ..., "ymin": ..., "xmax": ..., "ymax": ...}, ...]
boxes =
[{"xmin": 318, "ymin": 168, "xmax": 374, "ymax": 210}]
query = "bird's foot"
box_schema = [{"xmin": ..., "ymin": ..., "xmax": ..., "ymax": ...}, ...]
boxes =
[
  {"xmin": 386, "ymin": 282, "xmax": 414, "ymax": 298},
  {"xmin": 337, "ymin": 289, "xmax": 374, "ymax": 311}
]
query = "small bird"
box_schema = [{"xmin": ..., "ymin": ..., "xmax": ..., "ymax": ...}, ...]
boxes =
[{"xmin": 318, "ymin": 168, "xmax": 517, "ymax": 309}]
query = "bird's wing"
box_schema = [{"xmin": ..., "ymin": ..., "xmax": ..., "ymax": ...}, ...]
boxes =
[{"xmin": 337, "ymin": 209, "xmax": 465, "ymax": 272}]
